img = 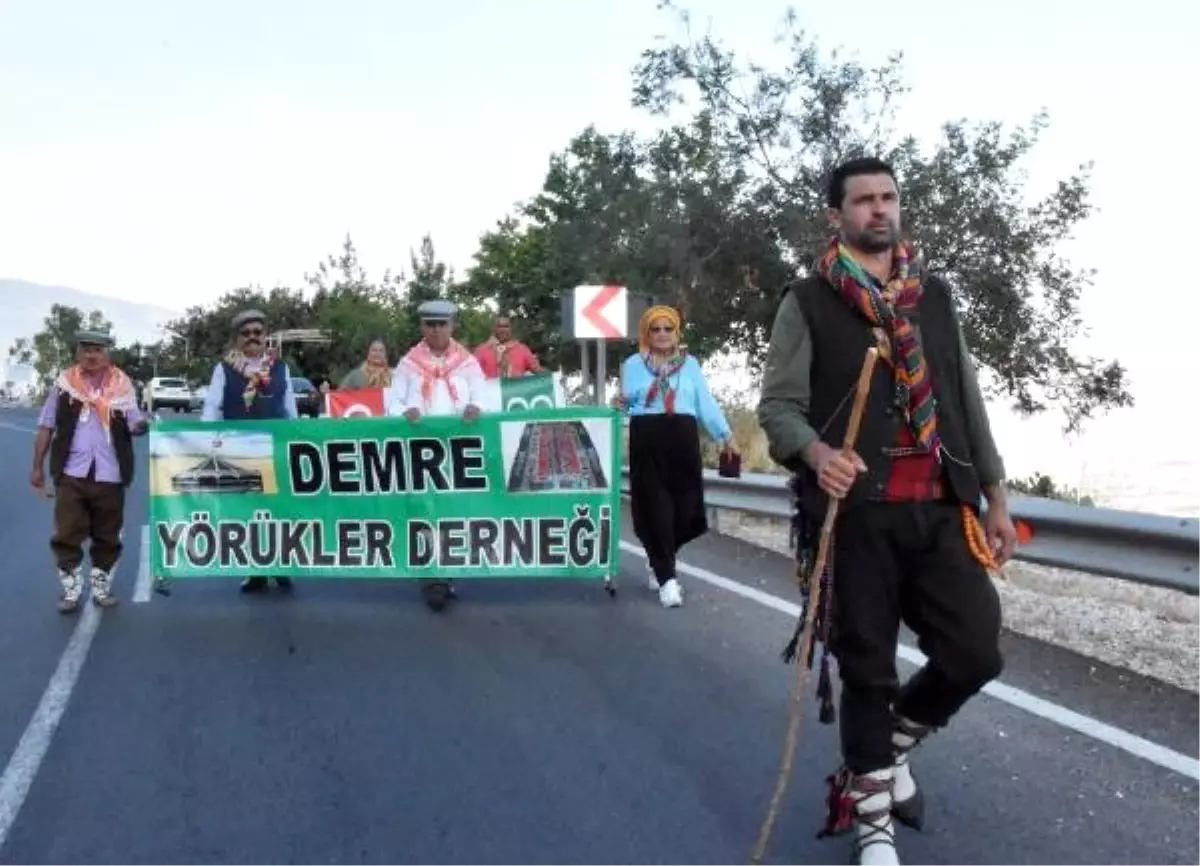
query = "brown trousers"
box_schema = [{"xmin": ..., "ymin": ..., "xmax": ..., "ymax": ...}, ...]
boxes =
[{"xmin": 50, "ymin": 474, "xmax": 126, "ymax": 572}]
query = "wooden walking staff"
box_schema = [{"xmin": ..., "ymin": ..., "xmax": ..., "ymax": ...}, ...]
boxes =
[{"xmin": 749, "ymin": 345, "xmax": 880, "ymax": 866}]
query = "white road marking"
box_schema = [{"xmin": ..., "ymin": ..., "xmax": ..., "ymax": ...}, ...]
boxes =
[
  {"xmin": 618, "ymin": 539, "xmax": 1200, "ymax": 782},
  {"xmin": 0, "ymin": 422, "xmax": 35, "ymax": 435},
  {"xmin": 0, "ymin": 535, "xmax": 122, "ymax": 848},
  {"xmin": 133, "ymin": 525, "xmax": 152, "ymax": 603}
]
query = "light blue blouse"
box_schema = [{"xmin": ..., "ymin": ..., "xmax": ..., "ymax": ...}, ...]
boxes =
[{"xmin": 620, "ymin": 353, "xmax": 732, "ymax": 443}]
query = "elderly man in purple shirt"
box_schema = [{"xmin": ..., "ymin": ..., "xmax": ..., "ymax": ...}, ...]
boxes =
[{"xmin": 31, "ymin": 330, "xmax": 148, "ymax": 612}]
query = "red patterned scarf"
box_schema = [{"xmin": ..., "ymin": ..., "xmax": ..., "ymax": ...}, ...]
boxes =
[
  {"xmin": 642, "ymin": 352, "xmax": 686, "ymax": 414},
  {"xmin": 816, "ymin": 237, "xmax": 940, "ymax": 455},
  {"xmin": 403, "ymin": 339, "xmax": 471, "ymax": 407}
]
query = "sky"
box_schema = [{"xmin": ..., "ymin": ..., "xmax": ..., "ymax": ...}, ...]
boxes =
[{"xmin": 2, "ymin": 0, "xmax": 1197, "ymax": 512}]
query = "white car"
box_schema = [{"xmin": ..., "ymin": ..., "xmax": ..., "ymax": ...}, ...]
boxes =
[{"xmin": 145, "ymin": 376, "xmax": 196, "ymax": 413}]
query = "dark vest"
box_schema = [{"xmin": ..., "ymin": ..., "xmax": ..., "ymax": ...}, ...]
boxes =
[
  {"xmin": 49, "ymin": 392, "xmax": 135, "ymax": 487},
  {"xmin": 789, "ymin": 273, "xmax": 981, "ymax": 517},
  {"xmin": 221, "ymin": 359, "xmax": 289, "ymax": 420}
]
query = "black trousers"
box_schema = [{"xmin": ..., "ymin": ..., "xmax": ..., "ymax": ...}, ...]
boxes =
[
  {"xmin": 828, "ymin": 500, "xmax": 1004, "ymax": 773},
  {"xmin": 628, "ymin": 414, "xmax": 708, "ymax": 583}
]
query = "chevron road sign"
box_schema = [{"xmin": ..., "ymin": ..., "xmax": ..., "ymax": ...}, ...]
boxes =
[{"xmin": 572, "ymin": 285, "xmax": 628, "ymax": 340}]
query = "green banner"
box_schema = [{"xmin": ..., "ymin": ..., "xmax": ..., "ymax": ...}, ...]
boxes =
[
  {"xmin": 497, "ymin": 372, "xmax": 562, "ymax": 412},
  {"xmin": 148, "ymin": 406, "xmax": 622, "ymax": 579}
]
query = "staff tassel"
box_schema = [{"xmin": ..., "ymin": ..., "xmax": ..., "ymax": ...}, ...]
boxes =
[{"xmin": 749, "ymin": 345, "xmax": 879, "ymax": 865}]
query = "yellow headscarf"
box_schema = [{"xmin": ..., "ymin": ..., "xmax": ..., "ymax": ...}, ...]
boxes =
[{"xmin": 638, "ymin": 305, "xmax": 682, "ymax": 354}]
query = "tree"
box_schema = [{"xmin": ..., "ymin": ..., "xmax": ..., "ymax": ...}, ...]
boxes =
[
  {"xmin": 1008, "ymin": 472, "xmax": 1096, "ymax": 507},
  {"xmin": 629, "ymin": 1, "xmax": 1131, "ymax": 431},
  {"xmin": 8, "ymin": 304, "xmax": 114, "ymax": 393},
  {"xmin": 460, "ymin": 124, "xmax": 791, "ymax": 374},
  {"xmin": 157, "ymin": 235, "xmax": 490, "ymax": 386}
]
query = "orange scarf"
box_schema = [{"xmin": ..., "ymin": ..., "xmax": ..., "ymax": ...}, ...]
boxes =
[
  {"xmin": 56, "ymin": 365, "xmax": 137, "ymax": 440},
  {"xmin": 402, "ymin": 340, "xmax": 471, "ymax": 407},
  {"xmin": 362, "ymin": 361, "xmax": 392, "ymax": 388}
]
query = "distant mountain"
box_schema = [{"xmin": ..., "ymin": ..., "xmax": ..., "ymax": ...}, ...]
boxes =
[{"xmin": 0, "ymin": 278, "xmax": 179, "ymax": 386}]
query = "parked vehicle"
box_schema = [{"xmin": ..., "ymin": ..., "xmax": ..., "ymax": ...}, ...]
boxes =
[
  {"xmin": 145, "ymin": 377, "xmax": 195, "ymax": 412},
  {"xmin": 291, "ymin": 377, "xmax": 322, "ymax": 418}
]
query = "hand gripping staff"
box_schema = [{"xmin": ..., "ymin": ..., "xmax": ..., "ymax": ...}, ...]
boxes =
[{"xmin": 749, "ymin": 346, "xmax": 879, "ymax": 865}]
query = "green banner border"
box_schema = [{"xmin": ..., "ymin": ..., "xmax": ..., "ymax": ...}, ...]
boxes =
[{"xmin": 148, "ymin": 406, "xmax": 624, "ymax": 580}]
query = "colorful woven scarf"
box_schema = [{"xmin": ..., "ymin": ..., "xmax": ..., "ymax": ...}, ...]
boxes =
[
  {"xmin": 403, "ymin": 339, "xmax": 471, "ymax": 407},
  {"xmin": 642, "ymin": 352, "xmax": 686, "ymax": 414},
  {"xmin": 224, "ymin": 349, "xmax": 275, "ymax": 409},
  {"xmin": 56, "ymin": 365, "xmax": 138, "ymax": 441},
  {"xmin": 816, "ymin": 237, "xmax": 940, "ymax": 456}
]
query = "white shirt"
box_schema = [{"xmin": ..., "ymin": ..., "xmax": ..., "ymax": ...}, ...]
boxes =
[
  {"xmin": 201, "ymin": 357, "xmax": 298, "ymax": 421},
  {"xmin": 386, "ymin": 348, "xmax": 486, "ymax": 417}
]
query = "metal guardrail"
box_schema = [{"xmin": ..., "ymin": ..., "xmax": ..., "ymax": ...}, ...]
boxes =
[{"xmin": 619, "ymin": 468, "xmax": 1200, "ymax": 595}]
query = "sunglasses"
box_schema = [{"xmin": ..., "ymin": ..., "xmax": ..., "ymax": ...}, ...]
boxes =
[
  {"xmin": 650, "ymin": 325, "xmax": 675, "ymax": 333},
  {"xmin": 422, "ymin": 320, "xmax": 450, "ymax": 328},
  {"xmin": 240, "ymin": 327, "xmax": 264, "ymax": 338}
]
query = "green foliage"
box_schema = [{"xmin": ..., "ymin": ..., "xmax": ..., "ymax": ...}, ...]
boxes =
[
  {"xmin": 149, "ymin": 236, "xmax": 488, "ymax": 385},
  {"xmin": 459, "ymin": 1, "xmax": 1130, "ymax": 430}
]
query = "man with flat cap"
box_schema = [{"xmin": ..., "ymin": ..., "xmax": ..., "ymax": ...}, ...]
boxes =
[
  {"xmin": 388, "ymin": 298, "xmax": 486, "ymax": 611},
  {"xmin": 31, "ymin": 328, "xmax": 148, "ymax": 612},
  {"xmin": 200, "ymin": 308, "xmax": 299, "ymax": 593}
]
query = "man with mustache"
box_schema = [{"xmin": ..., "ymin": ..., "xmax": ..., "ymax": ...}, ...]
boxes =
[
  {"xmin": 31, "ymin": 329, "xmax": 148, "ymax": 611},
  {"xmin": 757, "ymin": 157, "xmax": 1018, "ymax": 866},
  {"xmin": 200, "ymin": 308, "xmax": 298, "ymax": 593}
]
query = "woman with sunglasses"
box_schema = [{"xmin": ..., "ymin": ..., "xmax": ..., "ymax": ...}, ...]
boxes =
[{"xmin": 617, "ymin": 305, "xmax": 739, "ymax": 608}]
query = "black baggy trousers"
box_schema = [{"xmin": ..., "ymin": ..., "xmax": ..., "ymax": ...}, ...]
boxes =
[{"xmin": 828, "ymin": 499, "xmax": 1004, "ymax": 772}]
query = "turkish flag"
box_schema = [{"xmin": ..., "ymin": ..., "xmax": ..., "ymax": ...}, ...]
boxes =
[{"xmin": 327, "ymin": 387, "xmax": 386, "ymax": 418}]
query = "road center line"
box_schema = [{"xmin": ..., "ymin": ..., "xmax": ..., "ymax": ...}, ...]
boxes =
[
  {"xmin": 0, "ymin": 537, "xmax": 123, "ymax": 849},
  {"xmin": 618, "ymin": 539, "xmax": 1200, "ymax": 782},
  {"xmin": 133, "ymin": 525, "xmax": 152, "ymax": 603}
]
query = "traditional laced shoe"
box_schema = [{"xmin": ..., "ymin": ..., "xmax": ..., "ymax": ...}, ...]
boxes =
[
  {"xmin": 891, "ymin": 715, "xmax": 932, "ymax": 830},
  {"xmin": 57, "ymin": 566, "xmax": 84, "ymax": 613},
  {"xmin": 851, "ymin": 769, "xmax": 899, "ymax": 865},
  {"xmin": 89, "ymin": 567, "xmax": 118, "ymax": 607}
]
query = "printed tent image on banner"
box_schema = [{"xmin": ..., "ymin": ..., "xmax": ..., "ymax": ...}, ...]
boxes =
[
  {"xmin": 148, "ymin": 406, "xmax": 623, "ymax": 582},
  {"xmin": 326, "ymin": 372, "xmax": 567, "ymax": 418}
]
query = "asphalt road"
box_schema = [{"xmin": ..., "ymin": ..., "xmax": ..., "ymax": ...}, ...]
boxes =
[{"xmin": 0, "ymin": 408, "xmax": 1196, "ymax": 865}]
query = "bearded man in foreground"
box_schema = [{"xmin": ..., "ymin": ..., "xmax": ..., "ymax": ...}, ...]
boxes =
[{"xmin": 758, "ymin": 157, "xmax": 1019, "ymax": 865}]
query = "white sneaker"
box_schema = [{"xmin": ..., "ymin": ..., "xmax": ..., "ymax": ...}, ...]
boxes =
[
  {"xmin": 645, "ymin": 560, "xmax": 658, "ymax": 591},
  {"xmin": 658, "ymin": 578, "xmax": 683, "ymax": 608}
]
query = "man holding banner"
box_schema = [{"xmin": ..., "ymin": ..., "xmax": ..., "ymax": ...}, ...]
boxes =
[
  {"xmin": 200, "ymin": 308, "xmax": 298, "ymax": 594},
  {"xmin": 388, "ymin": 298, "xmax": 486, "ymax": 611}
]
